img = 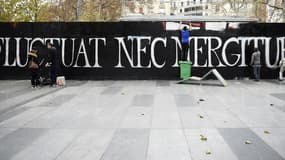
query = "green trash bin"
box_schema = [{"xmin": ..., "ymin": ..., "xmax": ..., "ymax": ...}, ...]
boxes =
[{"xmin": 179, "ymin": 61, "xmax": 192, "ymax": 79}]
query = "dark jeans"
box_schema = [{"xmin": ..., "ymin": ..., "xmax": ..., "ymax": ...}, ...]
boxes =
[
  {"xmin": 30, "ymin": 70, "xmax": 40, "ymax": 86},
  {"xmin": 181, "ymin": 42, "xmax": 189, "ymax": 61},
  {"xmin": 49, "ymin": 65, "xmax": 56, "ymax": 85},
  {"xmin": 253, "ymin": 65, "xmax": 261, "ymax": 80}
]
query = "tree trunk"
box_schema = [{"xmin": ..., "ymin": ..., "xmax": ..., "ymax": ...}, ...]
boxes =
[
  {"xmin": 76, "ymin": 0, "xmax": 83, "ymax": 21},
  {"xmin": 283, "ymin": 0, "xmax": 285, "ymax": 22}
]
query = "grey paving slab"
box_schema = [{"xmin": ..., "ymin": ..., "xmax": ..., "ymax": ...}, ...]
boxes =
[
  {"xmin": 56, "ymin": 129, "xmax": 114, "ymax": 160},
  {"xmin": 131, "ymin": 95, "xmax": 154, "ymax": 107},
  {"xmin": 229, "ymin": 107, "xmax": 285, "ymax": 127},
  {"xmin": 101, "ymin": 129, "xmax": 150, "ymax": 160},
  {"xmin": 174, "ymin": 94, "xmax": 198, "ymax": 107},
  {"xmin": 264, "ymin": 80, "xmax": 285, "ymax": 86},
  {"xmin": 52, "ymin": 105, "xmax": 126, "ymax": 129},
  {"xmin": 152, "ymin": 94, "xmax": 182, "ymax": 128},
  {"xmin": 252, "ymin": 128, "xmax": 285, "ymax": 159},
  {"xmin": 0, "ymin": 86, "xmax": 29, "ymax": 101},
  {"xmin": 240, "ymin": 80, "xmax": 262, "ymax": 85},
  {"xmin": 153, "ymin": 93, "xmax": 176, "ymax": 109},
  {"xmin": 101, "ymin": 87, "xmax": 122, "ymax": 95},
  {"xmin": 271, "ymin": 93, "xmax": 285, "ymax": 102},
  {"xmin": 205, "ymin": 110, "xmax": 247, "ymax": 128},
  {"xmin": 147, "ymin": 129, "xmax": 191, "ymax": 160},
  {"xmin": 113, "ymin": 80, "xmax": 156, "ymax": 87},
  {"xmin": 184, "ymin": 129, "xmax": 238, "ymax": 160},
  {"xmin": 67, "ymin": 94, "xmax": 131, "ymax": 108},
  {"xmin": 10, "ymin": 129, "xmax": 79, "ymax": 160},
  {"xmin": 0, "ymin": 128, "xmax": 18, "ymax": 139},
  {"xmin": 151, "ymin": 108, "xmax": 182, "ymax": 129},
  {"xmin": 54, "ymin": 86, "xmax": 89, "ymax": 95},
  {"xmin": 194, "ymin": 95, "xmax": 228, "ymax": 109},
  {"xmin": 0, "ymin": 107, "xmax": 29, "ymax": 123},
  {"xmin": 218, "ymin": 128, "xmax": 285, "ymax": 160},
  {"xmin": 0, "ymin": 107, "xmax": 53, "ymax": 128},
  {"xmin": 40, "ymin": 94, "xmax": 76, "ymax": 107},
  {"xmin": 85, "ymin": 80, "xmax": 115, "ymax": 87},
  {"xmin": 1, "ymin": 79, "xmax": 285, "ymax": 160},
  {"xmin": 272, "ymin": 105, "xmax": 285, "ymax": 112},
  {"xmin": 156, "ymin": 81, "xmax": 170, "ymax": 87},
  {"xmin": 123, "ymin": 86, "xmax": 156, "ymax": 96},
  {"xmin": 178, "ymin": 108, "xmax": 214, "ymax": 129},
  {"xmin": 0, "ymin": 87, "xmax": 60, "ymax": 114},
  {"xmin": 23, "ymin": 108, "xmax": 70, "ymax": 129},
  {"xmin": 58, "ymin": 80, "xmax": 88, "ymax": 87},
  {"xmin": 0, "ymin": 128, "xmax": 47, "ymax": 160},
  {"xmin": 120, "ymin": 107, "xmax": 152, "ymax": 128}
]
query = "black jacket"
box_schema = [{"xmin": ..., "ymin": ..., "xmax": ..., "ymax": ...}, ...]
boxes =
[{"xmin": 47, "ymin": 47, "xmax": 57, "ymax": 65}]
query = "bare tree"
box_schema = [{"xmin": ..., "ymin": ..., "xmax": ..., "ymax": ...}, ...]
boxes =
[
  {"xmin": 0, "ymin": 0, "xmax": 48, "ymax": 22},
  {"xmin": 253, "ymin": 0, "xmax": 285, "ymax": 22},
  {"xmin": 227, "ymin": 0, "xmax": 247, "ymax": 15},
  {"xmin": 76, "ymin": 0, "xmax": 84, "ymax": 21},
  {"xmin": 81, "ymin": 0, "xmax": 122, "ymax": 21},
  {"xmin": 124, "ymin": 0, "xmax": 153, "ymax": 15},
  {"xmin": 212, "ymin": 0, "xmax": 249, "ymax": 16}
]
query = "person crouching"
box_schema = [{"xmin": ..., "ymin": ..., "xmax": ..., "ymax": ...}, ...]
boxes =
[{"xmin": 27, "ymin": 49, "xmax": 40, "ymax": 88}]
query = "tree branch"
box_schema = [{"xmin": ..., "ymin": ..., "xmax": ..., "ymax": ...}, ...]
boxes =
[{"xmin": 259, "ymin": 1, "xmax": 284, "ymax": 10}]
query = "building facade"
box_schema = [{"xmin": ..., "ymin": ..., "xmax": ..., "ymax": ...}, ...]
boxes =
[
  {"xmin": 169, "ymin": 0, "xmax": 210, "ymax": 16},
  {"xmin": 121, "ymin": 0, "xmax": 285, "ymax": 22}
]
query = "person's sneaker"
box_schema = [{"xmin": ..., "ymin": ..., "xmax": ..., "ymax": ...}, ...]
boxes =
[{"xmin": 32, "ymin": 85, "xmax": 36, "ymax": 89}]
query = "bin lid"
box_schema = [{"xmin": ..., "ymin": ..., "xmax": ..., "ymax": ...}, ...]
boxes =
[{"xmin": 179, "ymin": 61, "xmax": 192, "ymax": 64}]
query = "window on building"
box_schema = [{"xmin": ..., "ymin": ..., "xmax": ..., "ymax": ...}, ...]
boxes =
[
  {"xmin": 194, "ymin": 0, "xmax": 196, "ymax": 4},
  {"xmin": 184, "ymin": 7, "xmax": 192, "ymax": 12},
  {"xmin": 181, "ymin": 2, "xmax": 183, "ymax": 6},
  {"xmin": 180, "ymin": 9, "xmax": 183, "ymax": 13},
  {"xmin": 187, "ymin": 1, "xmax": 190, "ymax": 5}
]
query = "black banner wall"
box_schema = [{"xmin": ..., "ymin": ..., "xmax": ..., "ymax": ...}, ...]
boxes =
[{"xmin": 0, "ymin": 22, "xmax": 284, "ymax": 80}]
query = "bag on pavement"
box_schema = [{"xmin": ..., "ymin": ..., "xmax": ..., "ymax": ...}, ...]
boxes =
[{"xmin": 56, "ymin": 76, "xmax": 66, "ymax": 86}]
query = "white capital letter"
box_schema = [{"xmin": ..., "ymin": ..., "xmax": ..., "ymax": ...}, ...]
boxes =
[
  {"xmin": 74, "ymin": 39, "xmax": 91, "ymax": 68},
  {"xmin": 89, "ymin": 38, "xmax": 106, "ymax": 68},
  {"xmin": 151, "ymin": 37, "xmax": 167, "ymax": 68}
]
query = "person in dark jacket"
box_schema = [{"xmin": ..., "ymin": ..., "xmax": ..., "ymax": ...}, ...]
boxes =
[
  {"xmin": 27, "ymin": 49, "xmax": 40, "ymax": 88},
  {"xmin": 250, "ymin": 47, "xmax": 261, "ymax": 81},
  {"xmin": 46, "ymin": 42, "xmax": 57, "ymax": 87},
  {"xmin": 180, "ymin": 21, "xmax": 192, "ymax": 61}
]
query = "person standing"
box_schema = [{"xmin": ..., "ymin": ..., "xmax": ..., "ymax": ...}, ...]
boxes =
[
  {"xmin": 250, "ymin": 48, "xmax": 261, "ymax": 81},
  {"xmin": 46, "ymin": 42, "xmax": 57, "ymax": 87},
  {"xmin": 180, "ymin": 21, "xmax": 192, "ymax": 61},
  {"xmin": 278, "ymin": 57, "xmax": 285, "ymax": 81},
  {"xmin": 27, "ymin": 49, "xmax": 40, "ymax": 88}
]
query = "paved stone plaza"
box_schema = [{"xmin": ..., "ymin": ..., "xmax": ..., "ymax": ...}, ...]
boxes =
[{"xmin": 0, "ymin": 80, "xmax": 285, "ymax": 160}]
